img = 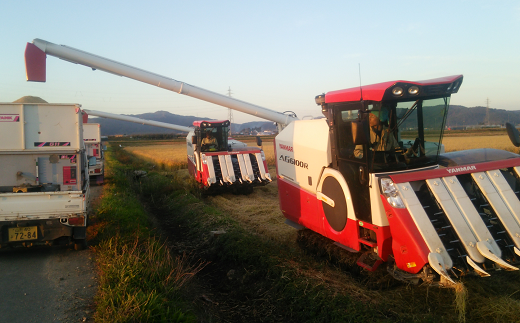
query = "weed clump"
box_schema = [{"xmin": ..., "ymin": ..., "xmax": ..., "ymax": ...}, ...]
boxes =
[{"xmin": 95, "ymin": 234, "xmax": 202, "ymax": 322}]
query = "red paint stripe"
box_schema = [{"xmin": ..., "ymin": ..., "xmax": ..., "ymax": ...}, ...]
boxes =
[{"xmin": 390, "ymin": 158, "xmax": 520, "ymax": 183}]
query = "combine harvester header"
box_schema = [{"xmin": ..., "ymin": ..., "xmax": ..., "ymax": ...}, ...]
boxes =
[{"xmin": 25, "ymin": 38, "xmax": 520, "ymax": 284}]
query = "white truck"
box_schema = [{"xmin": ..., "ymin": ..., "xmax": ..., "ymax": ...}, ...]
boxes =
[
  {"xmin": 83, "ymin": 123, "xmax": 104, "ymax": 184},
  {"xmin": 0, "ymin": 102, "xmax": 89, "ymax": 249}
]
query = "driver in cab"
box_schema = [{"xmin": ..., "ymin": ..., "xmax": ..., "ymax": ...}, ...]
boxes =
[
  {"xmin": 202, "ymin": 131, "xmax": 218, "ymax": 151},
  {"xmin": 354, "ymin": 109, "xmax": 398, "ymax": 159}
]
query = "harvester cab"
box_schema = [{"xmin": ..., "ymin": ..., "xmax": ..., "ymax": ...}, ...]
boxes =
[
  {"xmin": 187, "ymin": 119, "xmax": 272, "ymax": 193},
  {"xmin": 298, "ymin": 75, "xmax": 520, "ymax": 283},
  {"xmin": 192, "ymin": 120, "xmax": 230, "ymax": 152}
]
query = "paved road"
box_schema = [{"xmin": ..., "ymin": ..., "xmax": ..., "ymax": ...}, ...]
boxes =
[
  {"xmin": 0, "ymin": 246, "xmax": 96, "ymax": 323},
  {"xmin": 0, "ymin": 185, "xmax": 102, "ymax": 323}
]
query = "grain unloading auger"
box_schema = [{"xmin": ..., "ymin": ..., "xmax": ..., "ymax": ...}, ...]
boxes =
[
  {"xmin": 24, "ymin": 39, "xmax": 275, "ymax": 192},
  {"xmin": 25, "ymin": 39, "xmax": 520, "ymax": 284}
]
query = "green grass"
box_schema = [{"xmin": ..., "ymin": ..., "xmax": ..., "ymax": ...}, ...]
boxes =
[{"xmin": 90, "ymin": 146, "xmax": 201, "ymax": 323}]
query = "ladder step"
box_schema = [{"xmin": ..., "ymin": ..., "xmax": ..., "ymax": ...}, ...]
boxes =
[{"xmin": 358, "ymin": 238, "xmax": 377, "ymax": 248}]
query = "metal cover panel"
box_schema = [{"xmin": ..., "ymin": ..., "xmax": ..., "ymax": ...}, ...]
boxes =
[
  {"xmin": 218, "ymin": 155, "xmax": 231, "ymax": 183},
  {"xmin": 487, "ymin": 170, "xmax": 520, "ymax": 226},
  {"xmin": 242, "ymin": 154, "xmax": 255, "ymax": 181},
  {"xmin": 236, "ymin": 154, "xmax": 251, "ymax": 182},
  {"xmin": 472, "ymin": 172, "xmax": 520, "ymax": 248},
  {"xmin": 398, "ymin": 182, "xmax": 453, "ymax": 269},
  {"xmin": 426, "ymin": 178, "xmax": 485, "ymax": 263},
  {"xmin": 205, "ymin": 155, "xmax": 216, "ymax": 185},
  {"xmin": 442, "ymin": 176, "xmax": 501, "ymax": 256},
  {"xmin": 224, "ymin": 155, "xmax": 236, "ymax": 183},
  {"xmin": 254, "ymin": 153, "xmax": 267, "ymax": 180}
]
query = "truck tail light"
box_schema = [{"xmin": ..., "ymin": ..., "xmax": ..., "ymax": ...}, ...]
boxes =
[{"xmin": 68, "ymin": 216, "xmax": 85, "ymax": 226}]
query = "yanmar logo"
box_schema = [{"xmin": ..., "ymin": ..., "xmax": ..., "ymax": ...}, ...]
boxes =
[
  {"xmin": 279, "ymin": 155, "xmax": 308, "ymax": 169},
  {"xmin": 447, "ymin": 165, "xmax": 477, "ymax": 174},
  {"xmin": 279, "ymin": 144, "xmax": 293, "ymax": 152}
]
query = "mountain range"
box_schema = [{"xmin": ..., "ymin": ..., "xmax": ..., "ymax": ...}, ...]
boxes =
[
  {"xmin": 88, "ymin": 106, "xmax": 520, "ymax": 136},
  {"xmin": 89, "ymin": 111, "xmax": 277, "ymax": 136}
]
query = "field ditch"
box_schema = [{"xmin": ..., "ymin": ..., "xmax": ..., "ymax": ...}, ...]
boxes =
[{"xmin": 109, "ymin": 137, "xmax": 520, "ymax": 323}]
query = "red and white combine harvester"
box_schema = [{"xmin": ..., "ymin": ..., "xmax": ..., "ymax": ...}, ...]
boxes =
[
  {"xmin": 77, "ymin": 109, "xmax": 271, "ymax": 193},
  {"xmin": 25, "ymin": 39, "xmax": 520, "ymax": 284}
]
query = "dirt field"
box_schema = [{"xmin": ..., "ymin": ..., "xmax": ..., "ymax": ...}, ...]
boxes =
[{"xmin": 443, "ymin": 134, "xmax": 520, "ymax": 152}]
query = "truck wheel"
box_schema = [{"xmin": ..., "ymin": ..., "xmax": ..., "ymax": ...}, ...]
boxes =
[{"xmin": 74, "ymin": 239, "xmax": 87, "ymax": 251}]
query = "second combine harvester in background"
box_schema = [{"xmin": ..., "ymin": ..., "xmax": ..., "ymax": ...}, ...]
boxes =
[
  {"xmin": 78, "ymin": 109, "xmax": 272, "ymax": 194},
  {"xmin": 24, "ymin": 39, "xmax": 520, "ymax": 284}
]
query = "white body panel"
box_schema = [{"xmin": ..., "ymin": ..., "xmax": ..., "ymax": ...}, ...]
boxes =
[
  {"xmin": 83, "ymin": 123, "xmax": 101, "ymax": 143},
  {"xmin": 275, "ymin": 119, "xmax": 330, "ymax": 193},
  {"xmin": 0, "ymin": 191, "xmax": 87, "ymax": 219},
  {"xmin": 0, "ymin": 103, "xmax": 83, "ymax": 151},
  {"xmin": 186, "ymin": 130, "xmax": 196, "ymax": 168}
]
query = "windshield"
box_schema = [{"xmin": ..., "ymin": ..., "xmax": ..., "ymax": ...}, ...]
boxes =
[
  {"xmin": 396, "ymin": 97, "xmax": 449, "ymax": 161},
  {"xmin": 334, "ymin": 97, "xmax": 450, "ymax": 172},
  {"xmin": 201, "ymin": 125, "xmax": 229, "ymax": 152}
]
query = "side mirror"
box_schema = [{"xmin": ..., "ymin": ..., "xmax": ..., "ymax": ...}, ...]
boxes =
[
  {"xmin": 256, "ymin": 136, "xmax": 262, "ymax": 146},
  {"xmin": 351, "ymin": 120, "xmax": 369, "ymax": 145},
  {"xmin": 191, "ymin": 135, "xmax": 197, "ymax": 144},
  {"xmin": 103, "ymin": 145, "xmax": 107, "ymax": 151},
  {"xmin": 506, "ymin": 123, "xmax": 520, "ymax": 147}
]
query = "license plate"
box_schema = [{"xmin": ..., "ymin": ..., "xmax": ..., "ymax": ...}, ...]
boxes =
[{"xmin": 8, "ymin": 226, "xmax": 38, "ymax": 242}]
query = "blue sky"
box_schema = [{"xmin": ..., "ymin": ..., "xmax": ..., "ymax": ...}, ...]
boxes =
[{"xmin": 1, "ymin": 0, "xmax": 519, "ymax": 124}]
